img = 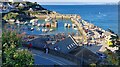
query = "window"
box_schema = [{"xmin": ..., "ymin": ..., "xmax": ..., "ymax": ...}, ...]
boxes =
[
  {"xmin": 54, "ymin": 48, "xmax": 57, "ymax": 50},
  {"xmin": 67, "ymin": 46, "xmax": 70, "ymax": 49},
  {"xmin": 69, "ymin": 45, "xmax": 72, "ymax": 48},
  {"xmin": 71, "ymin": 44, "xmax": 74, "ymax": 47}
]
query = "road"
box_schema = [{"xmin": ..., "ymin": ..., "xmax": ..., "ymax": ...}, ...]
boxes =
[{"xmin": 29, "ymin": 48, "xmax": 77, "ymax": 65}]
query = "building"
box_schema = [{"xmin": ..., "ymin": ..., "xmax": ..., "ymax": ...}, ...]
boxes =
[
  {"xmin": 49, "ymin": 35, "xmax": 78, "ymax": 53},
  {"xmin": 29, "ymin": 37, "xmax": 49, "ymax": 48},
  {"xmin": 69, "ymin": 46, "xmax": 100, "ymax": 64},
  {"xmin": 9, "ymin": 0, "xmax": 24, "ymax": 2}
]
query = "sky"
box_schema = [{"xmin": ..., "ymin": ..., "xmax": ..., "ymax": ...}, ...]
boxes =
[
  {"xmin": 25, "ymin": 0, "xmax": 119, "ymax": 5},
  {"xmin": 26, "ymin": 0, "xmax": 119, "ymax": 3}
]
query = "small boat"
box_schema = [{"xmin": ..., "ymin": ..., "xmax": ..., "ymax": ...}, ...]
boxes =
[
  {"xmin": 64, "ymin": 23, "xmax": 68, "ymax": 27},
  {"xmin": 24, "ymin": 21, "xmax": 28, "ymax": 25},
  {"xmin": 30, "ymin": 27, "xmax": 34, "ymax": 31},
  {"xmin": 45, "ymin": 17, "xmax": 52, "ymax": 22},
  {"xmin": 74, "ymin": 28, "xmax": 78, "ymax": 30},
  {"xmin": 37, "ymin": 28, "xmax": 40, "ymax": 31},
  {"xmin": 41, "ymin": 23, "xmax": 45, "ymax": 27},
  {"xmin": 44, "ymin": 29, "xmax": 48, "ymax": 32},
  {"xmin": 49, "ymin": 29, "xmax": 53, "ymax": 32},
  {"xmin": 32, "ymin": 22, "xmax": 37, "ymax": 26},
  {"xmin": 15, "ymin": 20, "xmax": 20, "ymax": 24},
  {"xmin": 42, "ymin": 29, "xmax": 45, "ymax": 32},
  {"xmin": 37, "ymin": 23, "xmax": 41, "ymax": 27},
  {"xmin": 72, "ymin": 24, "xmax": 77, "ymax": 28},
  {"xmin": 68, "ymin": 24, "xmax": 71, "ymax": 28},
  {"xmin": 42, "ymin": 29, "xmax": 48, "ymax": 32}
]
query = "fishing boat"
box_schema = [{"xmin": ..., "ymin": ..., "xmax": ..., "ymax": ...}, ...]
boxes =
[{"xmin": 64, "ymin": 23, "xmax": 68, "ymax": 27}]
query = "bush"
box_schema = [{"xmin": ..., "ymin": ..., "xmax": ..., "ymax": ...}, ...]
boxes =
[{"xmin": 2, "ymin": 30, "xmax": 34, "ymax": 66}]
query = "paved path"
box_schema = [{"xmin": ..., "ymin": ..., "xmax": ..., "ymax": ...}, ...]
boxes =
[{"xmin": 28, "ymin": 48, "xmax": 77, "ymax": 65}]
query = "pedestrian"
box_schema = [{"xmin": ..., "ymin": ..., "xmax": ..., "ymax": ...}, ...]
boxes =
[{"xmin": 28, "ymin": 43, "xmax": 32, "ymax": 50}]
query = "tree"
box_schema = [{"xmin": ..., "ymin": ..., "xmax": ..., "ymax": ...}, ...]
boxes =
[
  {"xmin": 2, "ymin": 30, "xmax": 34, "ymax": 66},
  {"xmin": 109, "ymin": 34, "xmax": 120, "ymax": 65}
]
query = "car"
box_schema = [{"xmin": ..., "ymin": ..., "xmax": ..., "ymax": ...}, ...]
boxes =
[{"xmin": 96, "ymin": 52, "xmax": 107, "ymax": 59}]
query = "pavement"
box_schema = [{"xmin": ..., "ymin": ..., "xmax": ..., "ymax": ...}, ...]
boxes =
[{"xmin": 28, "ymin": 48, "xmax": 77, "ymax": 65}]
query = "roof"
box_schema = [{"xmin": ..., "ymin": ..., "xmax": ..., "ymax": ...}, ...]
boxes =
[
  {"xmin": 29, "ymin": 37, "xmax": 49, "ymax": 48},
  {"xmin": 49, "ymin": 35, "xmax": 78, "ymax": 53},
  {"xmin": 69, "ymin": 46, "xmax": 99, "ymax": 64}
]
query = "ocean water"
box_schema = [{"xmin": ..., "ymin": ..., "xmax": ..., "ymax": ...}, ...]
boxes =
[{"xmin": 41, "ymin": 5, "xmax": 118, "ymax": 34}]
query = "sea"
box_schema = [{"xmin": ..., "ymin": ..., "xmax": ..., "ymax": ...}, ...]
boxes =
[{"xmin": 41, "ymin": 5, "xmax": 118, "ymax": 35}]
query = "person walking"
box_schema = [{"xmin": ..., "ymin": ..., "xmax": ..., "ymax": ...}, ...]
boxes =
[{"xmin": 28, "ymin": 43, "xmax": 32, "ymax": 50}]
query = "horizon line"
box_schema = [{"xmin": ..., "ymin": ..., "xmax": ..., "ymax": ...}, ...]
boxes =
[{"xmin": 38, "ymin": 2, "xmax": 118, "ymax": 5}]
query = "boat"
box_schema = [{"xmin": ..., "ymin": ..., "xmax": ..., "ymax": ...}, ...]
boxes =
[
  {"xmin": 68, "ymin": 24, "xmax": 71, "ymax": 28},
  {"xmin": 15, "ymin": 20, "xmax": 20, "ymax": 24},
  {"xmin": 74, "ymin": 28, "xmax": 78, "ymax": 30},
  {"xmin": 32, "ymin": 22, "xmax": 37, "ymax": 26},
  {"xmin": 42, "ymin": 29, "xmax": 47, "ymax": 32},
  {"xmin": 37, "ymin": 23, "xmax": 41, "ymax": 27},
  {"xmin": 30, "ymin": 27, "xmax": 34, "ymax": 31},
  {"xmin": 37, "ymin": 28, "xmax": 40, "ymax": 31},
  {"xmin": 24, "ymin": 21, "xmax": 28, "ymax": 25},
  {"xmin": 42, "ymin": 28, "xmax": 49, "ymax": 32},
  {"xmin": 49, "ymin": 29, "xmax": 53, "ymax": 32},
  {"xmin": 64, "ymin": 23, "xmax": 68, "ymax": 27},
  {"xmin": 41, "ymin": 23, "xmax": 45, "ymax": 27},
  {"xmin": 45, "ymin": 17, "xmax": 52, "ymax": 22},
  {"xmin": 42, "ymin": 29, "xmax": 45, "ymax": 32},
  {"xmin": 72, "ymin": 24, "xmax": 77, "ymax": 28},
  {"xmin": 46, "ymin": 22, "xmax": 51, "ymax": 27}
]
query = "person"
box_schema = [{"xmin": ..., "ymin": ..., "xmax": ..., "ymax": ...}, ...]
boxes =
[{"xmin": 28, "ymin": 43, "xmax": 32, "ymax": 50}]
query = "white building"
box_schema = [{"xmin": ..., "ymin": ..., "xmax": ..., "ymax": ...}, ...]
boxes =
[{"xmin": 9, "ymin": 0, "xmax": 26, "ymax": 2}]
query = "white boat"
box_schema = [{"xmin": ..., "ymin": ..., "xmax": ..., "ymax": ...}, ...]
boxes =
[
  {"xmin": 72, "ymin": 24, "xmax": 77, "ymax": 28},
  {"xmin": 37, "ymin": 23, "xmax": 41, "ymax": 27},
  {"xmin": 42, "ymin": 29, "xmax": 45, "ymax": 32},
  {"xmin": 42, "ymin": 29, "xmax": 48, "ymax": 32},
  {"xmin": 30, "ymin": 19, "xmax": 34, "ymax": 23},
  {"xmin": 64, "ymin": 23, "xmax": 68, "ymax": 27},
  {"xmin": 24, "ymin": 21, "xmax": 28, "ymax": 25},
  {"xmin": 45, "ymin": 17, "xmax": 52, "ymax": 22},
  {"xmin": 49, "ymin": 29, "xmax": 53, "ymax": 32},
  {"xmin": 30, "ymin": 27, "xmax": 34, "ymax": 31},
  {"xmin": 41, "ymin": 23, "xmax": 45, "ymax": 27},
  {"xmin": 74, "ymin": 28, "xmax": 78, "ymax": 30},
  {"xmin": 44, "ymin": 29, "xmax": 48, "ymax": 32},
  {"xmin": 15, "ymin": 20, "xmax": 20, "ymax": 24},
  {"xmin": 37, "ymin": 28, "xmax": 40, "ymax": 31}
]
